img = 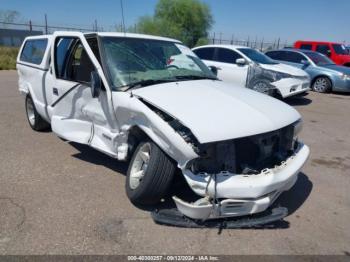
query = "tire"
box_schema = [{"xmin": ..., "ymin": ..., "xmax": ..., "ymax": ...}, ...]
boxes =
[
  {"xmin": 249, "ymin": 78, "xmax": 275, "ymax": 96},
  {"xmin": 312, "ymin": 77, "xmax": 332, "ymax": 93},
  {"xmin": 25, "ymin": 95, "xmax": 50, "ymax": 131},
  {"xmin": 126, "ymin": 140, "xmax": 176, "ymax": 206}
]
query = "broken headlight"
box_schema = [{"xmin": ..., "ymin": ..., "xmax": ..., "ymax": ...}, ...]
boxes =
[
  {"xmin": 265, "ymin": 70, "xmax": 291, "ymax": 82},
  {"xmin": 293, "ymin": 119, "xmax": 303, "ymax": 141}
]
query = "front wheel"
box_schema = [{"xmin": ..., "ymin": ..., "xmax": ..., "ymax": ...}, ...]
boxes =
[
  {"xmin": 312, "ymin": 77, "xmax": 332, "ymax": 93},
  {"xmin": 126, "ymin": 141, "xmax": 176, "ymax": 206},
  {"xmin": 249, "ymin": 78, "xmax": 275, "ymax": 96}
]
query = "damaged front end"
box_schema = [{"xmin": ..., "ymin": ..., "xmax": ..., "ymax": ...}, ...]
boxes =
[{"xmin": 174, "ymin": 121, "xmax": 310, "ymax": 220}]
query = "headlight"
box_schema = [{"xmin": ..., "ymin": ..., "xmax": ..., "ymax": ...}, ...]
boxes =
[
  {"xmin": 341, "ymin": 73, "xmax": 350, "ymax": 81},
  {"xmin": 264, "ymin": 70, "xmax": 292, "ymax": 82},
  {"xmin": 293, "ymin": 119, "xmax": 303, "ymax": 141}
]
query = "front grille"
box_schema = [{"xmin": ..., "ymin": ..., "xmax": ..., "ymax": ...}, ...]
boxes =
[{"xmin": 190, "ymin": 124, "xmax": 295, "ymax": 175}]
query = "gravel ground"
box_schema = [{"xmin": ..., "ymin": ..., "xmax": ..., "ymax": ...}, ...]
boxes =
[{"xmin": 0, "ymin": 70, "xmax": 349, "ymax": 255}]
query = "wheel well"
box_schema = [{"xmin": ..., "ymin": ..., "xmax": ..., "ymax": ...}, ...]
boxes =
[
  {"xmin": 343, "ymin": 63, "xmax": 350, "ymax": 67},
  {"xmin": 126, "ymin": 126, "xmax": 148, "ymax": 160},
  {"xmin": 311, "ymin": 75, "xmax": 333, "ymax": 89},
  {"xmin": 126, "ymin": 125, "xmax": 180, "ymax": 171}
]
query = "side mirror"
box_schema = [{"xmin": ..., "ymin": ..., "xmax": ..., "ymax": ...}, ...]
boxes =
[
  {"xmin": 301, "ymin": 60, "xmax": 310, "ymax": 66},
  {"xmin": 208, "ymin": 65, "xmax": 218, "ymax": 76},
  {"xmin": 236, "ymin": 58, "xmax": 247, "ymax": 66},
  {"xmin": 90, "ymin": 71, "xmax": 101, "ymax": 98}
]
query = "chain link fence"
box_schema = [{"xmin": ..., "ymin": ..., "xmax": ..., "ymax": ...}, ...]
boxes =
[{"xmin": 208, "ymin": 34, "xmax": 292, "ymax": 52}]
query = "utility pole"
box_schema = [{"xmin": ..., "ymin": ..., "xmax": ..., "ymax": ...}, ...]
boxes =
[
  {"xmin": 29, "ymin": 20, "xmax": 32, "ymax": 32},
  {"xmin": 44, "ymin": 14, "xmax": 48, "ymax": 34},
  {"xmin": 95, "ymin": 19, "xmax": 98, "ymax": 32},
  {"xmin": 277, "ymin": 37, "xmax": 280, "ymax": 49},
  {"xmin": 120, "ymin": 0, "xmax": 126, "ymax": 33}
]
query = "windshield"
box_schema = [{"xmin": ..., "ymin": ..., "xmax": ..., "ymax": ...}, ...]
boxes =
[
  {"xmin": 333, "ymin": 44, "xmax": 348, "ymax": 55},
  {"xmin": 100, "ymin": 37, "xmax": 216, "ymax": 90},
  {"xmin": 304, "ymin": 52, "xmax": 335, "ymax": 65},
  {"xmin": 238, "ymin": 48, "xmax": 278, "ymax": 65}
]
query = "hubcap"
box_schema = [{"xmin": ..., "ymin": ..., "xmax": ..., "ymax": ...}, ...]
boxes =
[
  {"xmin": 313, "ymin": 78, "xmax": 328, "ymax": 92},
  {"xmin": 129, "ymin": 143, "xmax": 151, "ymax": 190},
  {"xmin": 26, "ymin": 98, "xmax": 35, "ymax": 126},
  {"xmin": 253, "ymin": 82, "xmax": 269, "ymax": 94}
]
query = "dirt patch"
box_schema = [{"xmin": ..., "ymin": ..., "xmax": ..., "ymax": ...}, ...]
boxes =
[
  {"xmin": 0, "ymin": 197, "xmax": 25, "ymax": 244},
  {"xmin": 311, "ymin": 156, "xmax": 350, "ymax": 172},
  {"xmin": 95, "ymin": 219, "xmax": 127, "ymax": 244}
]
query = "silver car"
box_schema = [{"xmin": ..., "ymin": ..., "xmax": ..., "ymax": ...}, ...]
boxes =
[{"xmin": 266, "ymin": 49, "xmax": 350, "ymax": 93}]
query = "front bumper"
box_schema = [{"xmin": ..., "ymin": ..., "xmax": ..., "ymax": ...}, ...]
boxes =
[
  {"xmin": 274, "ymin": 78, "xmax": 310, "ymax": 98},
  {"xmin": 174, "ymin": 143, "xmax": 310, "ymax": 220}
]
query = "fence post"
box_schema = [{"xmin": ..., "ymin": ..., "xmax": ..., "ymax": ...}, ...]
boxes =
[{"xmin": 45, "ymin": 14, "xmax": 48, "ymax": 34}]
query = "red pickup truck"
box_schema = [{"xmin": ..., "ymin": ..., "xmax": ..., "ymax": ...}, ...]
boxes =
[{"xmin": 294, "ymin": 41, "xmax": 350, "ymax": 67}]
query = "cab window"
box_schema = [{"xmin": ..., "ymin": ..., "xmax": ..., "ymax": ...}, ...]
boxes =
[
  {"xmin": 20, "ymin": 39, "xmax": 48, "ymax": 65},
  {"xmin": 316, "ymin": 44, "xmax": 331, "ymax": 56},
  {"xmin": 216, "ymin": 48, "xmax": 242, "ymax": 64},
  {"xmin": 300, "ymin": 44, "xmax": 312, "ymax": 50},
  {"xmin": 55, "ymin": 37, "xmax": 95, "ymax": 83},
  {"xmin": 193, "ymin": 47, "xmax": 215, "ymax": 61}
]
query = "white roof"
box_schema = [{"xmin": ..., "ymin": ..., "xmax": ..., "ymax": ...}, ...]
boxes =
[
  {"xmin": 192, "ymin": 44, "xmax": 251, "ymax": 50},
  {"xmin": 92, "ymin": 32, "xmax": 181, "ymax": 43},
  {"xmin": 25, "ymin": 31, "xmax": 182, "ymax": 43}
]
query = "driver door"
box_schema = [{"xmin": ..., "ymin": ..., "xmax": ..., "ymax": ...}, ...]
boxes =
[{"xmin": 48, "ymin": 34, "xmax": 118, "ymax": 157}]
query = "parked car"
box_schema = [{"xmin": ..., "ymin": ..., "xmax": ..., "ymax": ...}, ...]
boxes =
[
  {"xmin": 192, "ymin": 45, "xmax": 310, "ymax": 98},
  {"xmin": 16, "ymin": 32, "xmax": 309, "ymax": 221},
  {"xmin": 266, "ymin": 49, "xmax": 350, "ymax": 93},
  {"xmin": 294, "ymin": 41, "xmax": 350, "ymax": 67}
]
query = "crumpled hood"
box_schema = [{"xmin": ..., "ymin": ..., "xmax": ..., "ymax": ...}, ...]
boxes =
[
  {"xmin": 261, "ymin": 63, "xmax": 308, "ymax": 76},
  {"xmin": 133, "ymin": 80, "xmax": 300, "ymax": 143}
]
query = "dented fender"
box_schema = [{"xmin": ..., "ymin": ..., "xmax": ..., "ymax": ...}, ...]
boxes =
[{"xmin": 112, "ymin": 92, "xmax": 198, "ymax": 168}]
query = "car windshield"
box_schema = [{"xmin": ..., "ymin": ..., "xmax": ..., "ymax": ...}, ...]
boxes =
[
  {"xmin": 333, "ymin": 44, "xmax": 348, "ymax": 55},
  {"xmin": 100, "ymin": 37, "xmax": 216, "ymax": 91},
  {"xmin": 304, "ymin": 52, "xmax": 335, "ymax": 65},
  {"xmin": 238, "ymin": 48, "xmax": 278, "ymax": 65}
]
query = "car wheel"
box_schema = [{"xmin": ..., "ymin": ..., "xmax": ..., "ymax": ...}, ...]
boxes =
[
  {"xmin": 250, "ymin": 79, "xmax": 274, "ymax": 96},
  {"xmin": 25, "ymin": 95, "xmax": 50, "ymax": 131},
  {"xmin": 312, "ymin": 77, "xmax": 331, "ymax": 93},
  {"xmin": 126, "ymin": 140, "xmax": 176, "ymax": 206}
]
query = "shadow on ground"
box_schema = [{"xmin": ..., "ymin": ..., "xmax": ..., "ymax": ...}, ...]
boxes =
[
  {"xmin": 67, "ymin": 142, "xmax": 313, "ymax": 230},
  {"xmin": 284, "ymin": 95, "xmax": 313, "ymax": 106},
  {"xmin": 69, "ymin": 142, "xmax": 128, "ymax": 175}
]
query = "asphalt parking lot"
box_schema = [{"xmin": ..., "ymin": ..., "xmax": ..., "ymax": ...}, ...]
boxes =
[{"xmin": 0, "ymin": 70, "xmax": 349, "ymax": 255}]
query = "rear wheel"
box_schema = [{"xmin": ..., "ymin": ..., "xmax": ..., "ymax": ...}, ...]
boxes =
[
  {"xmin": 312, "ymin": 77, "xmax": 332, "ymax": 93},
  {"xmin": 25, "ymin": 95, "xmax": 50, "ymax": 131},
  {"xmin": 126, "ymin": 141, "xmax": 176, "ymax": 206}
]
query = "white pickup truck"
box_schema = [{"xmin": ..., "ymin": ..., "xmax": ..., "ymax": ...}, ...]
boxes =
[{"xmin": 16, "ymin": 31, "xmax": 310, "ymax": 222}]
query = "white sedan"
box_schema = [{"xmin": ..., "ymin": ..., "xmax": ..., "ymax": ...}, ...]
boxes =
[{"xmin": 192, "ymin": 45, "xmax": 310, "ymax": 98}]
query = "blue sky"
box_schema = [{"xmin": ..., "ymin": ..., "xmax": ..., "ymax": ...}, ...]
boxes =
[{"xmin": 1, "ymin": 0, "xmax": 349, "ymax": 44}]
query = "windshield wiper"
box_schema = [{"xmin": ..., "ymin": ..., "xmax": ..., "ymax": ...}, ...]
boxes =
[
  {"xmin": 172, "ymin": 75, "xmax": 217, "ymax": 81},
  {"xmin": 123, "ymin": 79, "xmax": 174, "ymax": 91}
]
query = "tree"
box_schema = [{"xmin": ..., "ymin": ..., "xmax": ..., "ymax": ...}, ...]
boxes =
[
  {"xmin": 136, "ymin": 0, "xmax": 213, "ymax": 47},
  {"xmin": 0, "ymin": 10, "xmax": 20, "ymax": 23}
]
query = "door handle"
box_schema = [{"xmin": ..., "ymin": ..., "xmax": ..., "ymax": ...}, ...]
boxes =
[{"xmin": 53, "ymin": 88, "xmax": 58, "ymax": 96}]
